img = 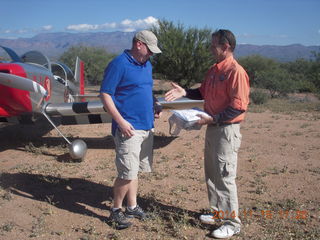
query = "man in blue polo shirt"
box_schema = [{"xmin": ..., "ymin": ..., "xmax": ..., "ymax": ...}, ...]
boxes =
[{"xmin": 100, "ymin": 30, "xmax": 162, "ymax": 229}]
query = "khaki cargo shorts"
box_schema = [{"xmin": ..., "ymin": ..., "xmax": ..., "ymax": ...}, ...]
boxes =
[{"xmin": 114, "ymin": 129, "xmax": 154, "ymax": 180}]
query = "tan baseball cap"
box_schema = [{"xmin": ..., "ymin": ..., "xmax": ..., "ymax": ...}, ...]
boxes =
[{"xmin": 135, "ymin": 30, "xmax": 162, "ymax": 54}]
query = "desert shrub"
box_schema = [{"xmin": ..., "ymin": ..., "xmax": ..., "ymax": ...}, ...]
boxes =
[
  {"xmin": 239, "ymin": 55, "xmax": 278, "ymax": 87},
  {"xmin": 256, "ymin": 68, "xmax": 294, "ymax": 98},
  {"xmin": 294, "ymin": 79, "xmax": 317, "ymax": 93},
  {"xmin": 151, "ymin": 20, "xmax": 213, "ymax": 88},
  {"xmin": 250, "ymin": 89, "xmax": 269, "ymax": 105},
  {"xmin": 59, "ymin": 46, "xmax": 116, "ymax": 85}
]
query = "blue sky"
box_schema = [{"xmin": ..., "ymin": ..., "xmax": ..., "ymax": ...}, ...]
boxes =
[{"xmin": 0, "ymin": 0, "xmax": 319, "ymax": 46}]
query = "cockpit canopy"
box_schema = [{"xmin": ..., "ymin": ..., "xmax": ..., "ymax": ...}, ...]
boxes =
[{"xmin": 0, "ymin": 46, "xmax": 75, "ymax": 82}]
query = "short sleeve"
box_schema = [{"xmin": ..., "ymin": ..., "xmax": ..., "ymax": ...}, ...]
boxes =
[{"xmin": 100, "ymin": 61, "xmax": 124, "ymax": 95}]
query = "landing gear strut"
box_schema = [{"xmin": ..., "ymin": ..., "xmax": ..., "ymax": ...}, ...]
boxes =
[{"xmin": 41, "ymin": 110, "xmax": 87, "ymax": 161}]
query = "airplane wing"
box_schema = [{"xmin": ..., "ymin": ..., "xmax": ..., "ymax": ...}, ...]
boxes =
[
  {"xmin": 43, "ymin": 98, "xmax": 203, "ymax": 125},
  {"xmin": 157, "ymin": 97, "xmax": 203, "ymax": 110}
]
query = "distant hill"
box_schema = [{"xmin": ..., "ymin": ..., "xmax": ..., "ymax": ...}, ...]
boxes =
[
  {"xmin": 0, "ymin": 32, "xmax": 136, "ymax": 60},
  {"xmin": 0, "ymin": 31, "xmax": 319, "ymax": 62},
  {"xmin": 235, "ymin": 44, "xmax": 319, "ymax": 62}
]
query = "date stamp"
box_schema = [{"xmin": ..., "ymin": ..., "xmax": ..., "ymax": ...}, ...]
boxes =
[{"xmin": 211, "ymin": 209, "xmax": 309, "ymax": 220}]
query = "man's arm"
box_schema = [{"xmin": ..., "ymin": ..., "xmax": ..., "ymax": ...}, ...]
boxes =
[
  {"xmin": 153, "ymin": 95, "xmax": 163, "ymax": 118},
  {"xmin": 100, "ymin": 92, "xmax": 135, "ymax": 137},
  {"xmin": 213, "ymin": 106, "xmax": 244, "ymax": 123},
  {"xmin": 165, "ymin": 82, "xmax": 204, "ymax": 101},
  {"xmin": 185, "ymin": 88, "xmax": 203, "ymax": 100}
]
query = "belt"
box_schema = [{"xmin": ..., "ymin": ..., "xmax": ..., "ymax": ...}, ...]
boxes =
[{"xmin": 210, "ymin": 122, "xmax": 240, "ymax": 127}]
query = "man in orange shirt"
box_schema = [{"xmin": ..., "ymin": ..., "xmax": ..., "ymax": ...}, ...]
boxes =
[{"xmin": 165, "ymin": 29, "xmax": 250, "ymax": 238}]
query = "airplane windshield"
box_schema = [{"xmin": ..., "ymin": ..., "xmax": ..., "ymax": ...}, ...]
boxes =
[
  {"xmin": 21, "ymin": 51, "xmax": 51, "ymax": 70},
  {"xmin": 51, "ymin": 62, "xmax": 75, "ymax": 82}
]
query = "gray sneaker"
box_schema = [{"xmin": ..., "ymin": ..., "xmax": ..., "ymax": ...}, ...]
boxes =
[
  {"xmin": 199, "ymin": 212, "xmax": 220, "ymax": 224},
  {"xmin": 109, "ymin": 209, "xmax": 132, "ymax": 230},
  {"xmin": 125, "ymin": 205, "xmax": 148, "ymax": 220},
  {"xmin": 211, "ymin": 224, "xmax": 240, "ymax": 239}
]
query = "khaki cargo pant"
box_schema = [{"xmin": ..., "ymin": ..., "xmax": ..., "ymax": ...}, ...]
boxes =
[{"xmin": 204, "ymin": 123, "xmax": 242, "ymax": 229}]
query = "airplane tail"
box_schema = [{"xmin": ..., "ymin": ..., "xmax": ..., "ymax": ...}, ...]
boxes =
[
  {"xmin": 75, "ymin": 57, "xmax": 85, "ymax": 96},
  {"xmin": 74, "ymin": 57, "xmax": 99, "ymax": 102}
]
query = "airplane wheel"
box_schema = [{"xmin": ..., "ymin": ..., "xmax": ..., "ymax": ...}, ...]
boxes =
[{"xmin": 69, "ymin": 139, "xmax": 87, "ymax": 161}]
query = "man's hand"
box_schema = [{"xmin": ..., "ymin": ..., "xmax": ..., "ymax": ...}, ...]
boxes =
[
  {"xmin": 154, "ymin": 111, "xmax": 162, "ymax": 119},
  {"xmin": 196, "ymin": 114, "xmax": 215, "ymax": 125},
  {"xmin": 165, "ymin": 82, "xmax": 186, "ymax": 101},
  {"xmin": 154, "ymin": 102, "xmax": 163, "ymax": 119},
  {"xmin": 118, "ymin": 120, "xmax": 135, "ymax": 137}
]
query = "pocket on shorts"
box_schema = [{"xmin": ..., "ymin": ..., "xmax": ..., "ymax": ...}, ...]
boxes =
[{"xmin": 115, "ymin": 129, "xmax": 130, "ymax": 155}]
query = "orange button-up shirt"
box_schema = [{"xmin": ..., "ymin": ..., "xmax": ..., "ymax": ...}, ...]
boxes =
[{"xmin": 199, "ymin": 56, "xmax": 250, "ymax": 123}]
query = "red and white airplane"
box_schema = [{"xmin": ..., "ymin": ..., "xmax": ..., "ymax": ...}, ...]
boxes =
[{"xmin": 0, "ymin": 46, "xmax": 202, "ymax": 160}]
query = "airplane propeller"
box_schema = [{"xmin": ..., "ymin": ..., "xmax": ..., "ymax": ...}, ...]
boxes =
[{"xmin": 0, "ymin": 72, "xmax": 47, "ymax": 96}]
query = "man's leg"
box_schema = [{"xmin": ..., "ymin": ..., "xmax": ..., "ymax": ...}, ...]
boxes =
[
  {"xmin": 113, "ymin": 178, "xmax": 133, "ymax": 208},
  {"xmin": 199, "ymin": 126, "xmax": 220, "ymax": 224},
  {"xmin": 126, "ymin": 179, "xmax": 138, "ymax": 207},
  {"xmin": 211, "ymin": 124, "xmax": 242, "ymax": 238},
  {"xmin": 204, "ymin": 125, "xmax": 219, "ymax": 210},
  {"xmin": 110, "ymin": 177, "xmax": 133, "ymax": 229},
  {"xmin": 125, "ymin": 130, "xmax": 153, "ymax": 220},
  {"xmin": 110, "ymin": 129, "xmax": 142, "ymax": 229}
]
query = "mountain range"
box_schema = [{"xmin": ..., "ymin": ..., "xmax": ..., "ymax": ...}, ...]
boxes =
[{"xmin": 0, "ymin": 31, "xmax": 319, "ymax": 62}]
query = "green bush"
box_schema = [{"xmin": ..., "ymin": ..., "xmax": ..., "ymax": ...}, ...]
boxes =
[
  {"xmin": 59, "ymin": 45, "xmax": 116, "ymax": 85},
  {"xmin": 238, "ymin": 55, "xmax": 278, "ymax": 87},
  {"xmin": 151, "ymin": 20, "xmax": 213, "ymax": 88},
  {"xmin": 250, "ymin": 89, "xmax": 269, "ymax": 105},
  {"xmin": 256, "ymin": 68, "xmax": 294, "ymax": 98}
]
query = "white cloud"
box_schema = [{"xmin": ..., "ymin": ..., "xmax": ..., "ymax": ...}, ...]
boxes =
[
  {"xmin": 66, "ymin": 16, "xmax": 159, "ymax": 32},
  {"xmin": 123, "ymin": 28, "xmax": 136, "ymax": 32},
  {"xmin": 1, "ymin": 25, "xmax": 53, "ymax": 38},
  {"xmin": 42, "ymin": 25, "xmax": 53, "ymax": 31},
  {"xmin": 17, "ymin": 29, "xmax": 28, "ymax": 34},
  {"xmin": 100, "ymin": 22, "xmax": 117, "ymax": 29},
  {"xmin": 0, "ymin": 16, "xmax": 159, "ymax": 38},
  {"xmin": 119, "ymin": 16, "xmax": 159, "ymax": 31},
  {"xmin": 66, "ymin": 24, "xmax": 99, "ymax": 31}
]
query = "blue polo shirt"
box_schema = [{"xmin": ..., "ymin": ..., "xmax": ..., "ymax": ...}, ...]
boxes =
[{"xmin": 100, "ymin": 50, "xmax": 154, "ymax": 136}]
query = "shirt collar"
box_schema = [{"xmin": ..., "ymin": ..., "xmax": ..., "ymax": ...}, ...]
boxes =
[
  {"xmin": 124, "ymin": 49, "xmax": 147, "ymax": 66},
  {"xmin": 215, "ymin": 55, "xmax": 234, "ymax": 71}
]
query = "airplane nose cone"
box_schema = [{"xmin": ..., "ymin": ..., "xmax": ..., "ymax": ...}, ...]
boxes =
[{"xmin": 69, "ymin": 139, "xmax": 87, "ymax": 161}]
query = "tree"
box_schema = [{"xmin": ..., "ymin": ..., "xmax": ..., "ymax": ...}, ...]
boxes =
[
  {"xmin": 151, "ymin": 20, "xmax": 213, "ymax": 88},
  {"xmin": 256, "ymin": 68, "xmax": 294, "ymax": 98},
  {"xmin": 281, "ymin": 58, "xmax": 316, "ymax": 93},
  {"xmin": 238, "ymin": 55, "xmax": 278, "ymax": 87},
  {"xmin": 310, "ymin": 51, "xmax": 320, "ymax": 92},
  {"xmin": 59, "ymin": 46, "xmax": 116, "ymax": 85}
]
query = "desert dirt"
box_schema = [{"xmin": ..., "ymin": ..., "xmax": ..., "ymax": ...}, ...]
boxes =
[{"xmin": 0, "ymin": 86, "xmax": 320, "ymax": 240}]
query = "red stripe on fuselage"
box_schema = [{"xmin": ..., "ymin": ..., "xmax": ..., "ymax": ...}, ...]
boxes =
[{"xmin": 0, "ymin": 63, "xmax": 32, "ymax": 117}]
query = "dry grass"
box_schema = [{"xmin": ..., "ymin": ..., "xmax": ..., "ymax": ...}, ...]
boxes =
[{"xmin": 0, "ymin": 93, "xmax": 319, "ymax": 239}]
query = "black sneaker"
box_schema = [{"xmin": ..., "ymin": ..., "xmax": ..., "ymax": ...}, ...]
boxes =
[
  {"xmin": 125, "ymin": 205, "xmax": 148, "ymax": 220},
  {"xmin": 109, "ymin": 209, "xmax": 132, "ymax": 230}
]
